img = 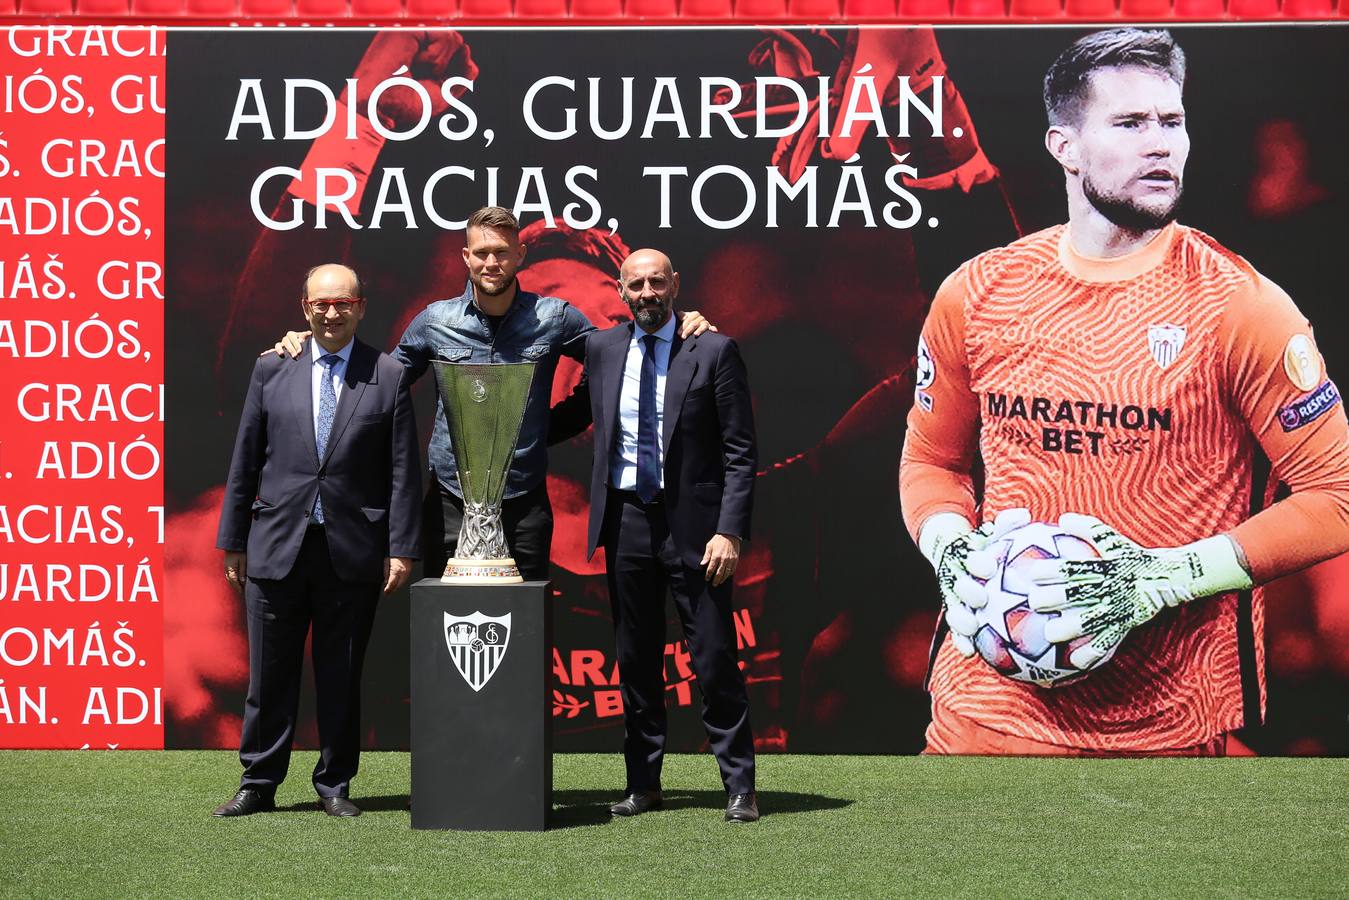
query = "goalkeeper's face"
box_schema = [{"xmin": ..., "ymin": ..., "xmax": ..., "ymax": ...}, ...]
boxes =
[{"xmin": 1072, "ymin": 66, "xmax": 1190, "ymax": 231}]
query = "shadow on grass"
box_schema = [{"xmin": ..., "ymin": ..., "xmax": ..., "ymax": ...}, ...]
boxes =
[
  {"xmin": 273, "ymin": 795, "xmax": 411, "ymax": 813},
  {"xmin": 273, "ymin": 791, "xmax": 852, "ymax": 827},
  {"xmin": 548, "ymin": 789, "xmax": 852, "ymax": 829}
]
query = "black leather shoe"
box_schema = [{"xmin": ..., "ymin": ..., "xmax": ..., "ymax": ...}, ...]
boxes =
[
  {"xmin": 609, "ymin": 790, "xmax": 663, "ymax": 817},
  {"xmin": 320, "ymin": 796, "xmax": 362, "ymax": 817},
  {"xmin": 212, "ymin": 789, "xmax": 275, "ymax": 817},
  {"xmin": 725, "ymin": 792, "xmax": 759, "ymax": 823}
]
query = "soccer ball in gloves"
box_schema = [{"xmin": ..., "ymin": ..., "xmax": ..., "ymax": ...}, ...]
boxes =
[{"xmin": 971, "ymin": 522, "xmax": 1121, "ymax": 687}]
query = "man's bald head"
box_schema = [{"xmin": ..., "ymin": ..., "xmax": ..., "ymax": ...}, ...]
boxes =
[
  {"xmin": 302, "ymin": 263, "xmax": 362, "ymax": 302},
  {"xmin": 618, "ymin": 249, "xmax": 680, "ymax": 334},
  {"xmin": 619, "ymin": 249, "xmax": 674, "ymax": 283}
]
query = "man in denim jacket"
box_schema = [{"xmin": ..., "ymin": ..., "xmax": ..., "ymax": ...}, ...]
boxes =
[{"xmin": 391, "ymin": 206, "xmax": 713, "ymax": 580}]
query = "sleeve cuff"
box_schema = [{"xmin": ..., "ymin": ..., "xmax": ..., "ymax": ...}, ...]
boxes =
[
  {"xmin": 917, "ymin": 512, "xmax": 974, "ymax": 570},
  {"xmin": 1183, "ymin": 535, "xmax": 1255, "ymax": 596}
]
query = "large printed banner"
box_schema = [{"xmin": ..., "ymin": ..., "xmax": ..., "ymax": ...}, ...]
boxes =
[
  {"xmin": 1, "ymin": 28, "xmax": 165, "ymax": 748},
  {"xmin": 2, "ymin": 25, "xmax": 1346, "ymax": 754}
]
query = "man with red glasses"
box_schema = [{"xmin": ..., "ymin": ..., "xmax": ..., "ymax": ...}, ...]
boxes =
[{"xmin": 214, "ymin": 263, "xmax": 421, "ymax": 817}]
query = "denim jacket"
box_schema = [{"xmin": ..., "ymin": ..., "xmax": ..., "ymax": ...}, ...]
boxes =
[{"xmin": 393, "ymin": 282, "xmax": 593, "ymax": 499}]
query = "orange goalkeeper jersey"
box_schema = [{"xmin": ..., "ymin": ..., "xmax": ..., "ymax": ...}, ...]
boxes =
[{"xmin": 900, "ymin": 222, "xmax": 1349, "ymax": 752}]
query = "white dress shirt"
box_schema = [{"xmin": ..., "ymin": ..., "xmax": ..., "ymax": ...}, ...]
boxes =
[
  {"xmin": 311, "ymin": 339, "xmax": 353, "ymax": 445},
  {"xmin": 610, "ymin": 314, "xmax": 677, "ymax": 490}
]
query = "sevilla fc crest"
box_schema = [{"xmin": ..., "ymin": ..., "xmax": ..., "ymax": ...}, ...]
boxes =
[
  {"xmin": 1147, "ymin": 323, "xmax": 1186, "ymax": 370},
  {"xmin": 444, "ymin": 611, "xmax": 511, "ymax": 692}
]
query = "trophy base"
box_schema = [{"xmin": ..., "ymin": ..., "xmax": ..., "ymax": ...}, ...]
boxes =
[{"xmin": 442, "ymin": 557, "xmax": 524, "ymax": 585}]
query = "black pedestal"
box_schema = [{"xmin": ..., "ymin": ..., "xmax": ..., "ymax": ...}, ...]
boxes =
[{"xmin": 409, "ymin": 578, "xmax": 552, "ymax": 830}]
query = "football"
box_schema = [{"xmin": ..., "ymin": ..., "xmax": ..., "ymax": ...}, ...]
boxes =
[{"xmin": 970, "ymin": 522, "xmax": 1120, "ymax": 688}]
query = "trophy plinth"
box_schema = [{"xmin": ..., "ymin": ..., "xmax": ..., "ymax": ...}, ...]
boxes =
[{"xmin": 431, "ymin": 361, "xmax": 537, "ymax": 586}]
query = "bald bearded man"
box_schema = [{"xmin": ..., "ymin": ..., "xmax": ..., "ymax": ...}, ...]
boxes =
[{"xmin": 551, "ymin": 249, "xmax": 760, "ymax": 823}]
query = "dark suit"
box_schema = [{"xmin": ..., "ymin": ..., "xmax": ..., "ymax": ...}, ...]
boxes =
[
  {"xmin": 217, "ymin": 338, "xmax": 420, "ymax": 799},
  {"xmin": 554, "ymin": 322, "xmax": 757, "ymax": 795}
]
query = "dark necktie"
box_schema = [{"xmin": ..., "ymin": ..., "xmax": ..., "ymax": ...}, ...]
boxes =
[
  {"xmin": 636, "ymin": 334, "xmax": 660, "ymax": 503},
  {"xmin": 314, "ymin": 353, "xmax": 339, "ymax": 524}
]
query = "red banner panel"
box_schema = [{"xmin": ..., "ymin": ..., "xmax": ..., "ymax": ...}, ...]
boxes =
[{"xmin": 1, "ymin": 26, "xmax": 165, "ymax": 748}]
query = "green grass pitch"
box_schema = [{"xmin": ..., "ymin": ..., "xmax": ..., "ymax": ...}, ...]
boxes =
[{"xmin": 2, "ymin": 751, "xmax": 1345, "ymax": 898}]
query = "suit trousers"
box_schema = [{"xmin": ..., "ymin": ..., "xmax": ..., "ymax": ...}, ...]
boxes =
[
  {"xmin": 422, "ymin": 481, "xmax": 553, "ymax": 581},
  {"xmin": 239, "ymin": 526, "xmax": 379, "ymax": 799},
  {"xmin": 602, "ymin": 490, "xmax": 755, "ymax": 795}
]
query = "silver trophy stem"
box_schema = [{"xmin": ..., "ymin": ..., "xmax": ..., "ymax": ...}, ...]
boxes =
[
  {"xmin": 456, "ymin": 499, "xmax": 511, "ymax": 561},
  {"xmin": 443, "ymin": 499, "xmax": 522, "ymax": 584}
]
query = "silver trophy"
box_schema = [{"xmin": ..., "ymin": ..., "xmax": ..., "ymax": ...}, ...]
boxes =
[{"xmin": 431, "ymin": 361, "xmax": 537, "ymax": 584}]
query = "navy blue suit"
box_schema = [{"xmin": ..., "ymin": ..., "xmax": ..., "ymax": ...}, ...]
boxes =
[
  {"xmin": 553, "ymin": 322, "xmax": 757, "ymax": 795},
  {"xmin": 217, "ymin": 338, "xmax": 420, "ymax": 798}
]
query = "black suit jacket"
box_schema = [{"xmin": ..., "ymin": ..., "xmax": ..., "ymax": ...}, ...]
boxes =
[
  {"xmin": 217, "ymin": 338, "xmax": 421, "ymax": 582},
  {"xmin": 553, "ymin": 323, "xmax": 757, "ymax": 568}
]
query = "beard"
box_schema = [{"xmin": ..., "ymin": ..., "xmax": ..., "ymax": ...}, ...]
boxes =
[
  {"xmin": 471, "ymin": 270, "xmax": 516, "ymax": 297},
  {"xmin": 624, "ymin": 292, "xmax": 673, "ymax": 331},
  {"xmin": 1084, "ymin": 175, "xmax": 1183, "ymax": 232}
]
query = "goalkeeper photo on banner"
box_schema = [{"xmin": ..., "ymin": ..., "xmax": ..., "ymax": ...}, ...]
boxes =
[{"xmin": 900, "ymin": 28, "xmax": 1349, "ymax": 756}]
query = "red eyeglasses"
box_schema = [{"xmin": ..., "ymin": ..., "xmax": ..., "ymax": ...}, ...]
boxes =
[{"xmin": 306, "ymin": 298, "xmax": 363, "ymax": 314}]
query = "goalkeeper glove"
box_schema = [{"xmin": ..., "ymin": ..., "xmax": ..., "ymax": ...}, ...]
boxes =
[
  {"xmin": 919, "ymin": 507, "xmax": 1031, "ymax": 658},
  {"xmin": 1027, "ymin": 514, "xmax": 1254, "ymax": 669}
]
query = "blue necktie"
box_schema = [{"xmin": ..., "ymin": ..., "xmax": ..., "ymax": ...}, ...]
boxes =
[
  {"xmin": 636, "ymin": 334, "xmax": 660, "ymax": 503},
  {"xmin": 313, "ymin": 353, "xmax": 339, "ymax": 524}
]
